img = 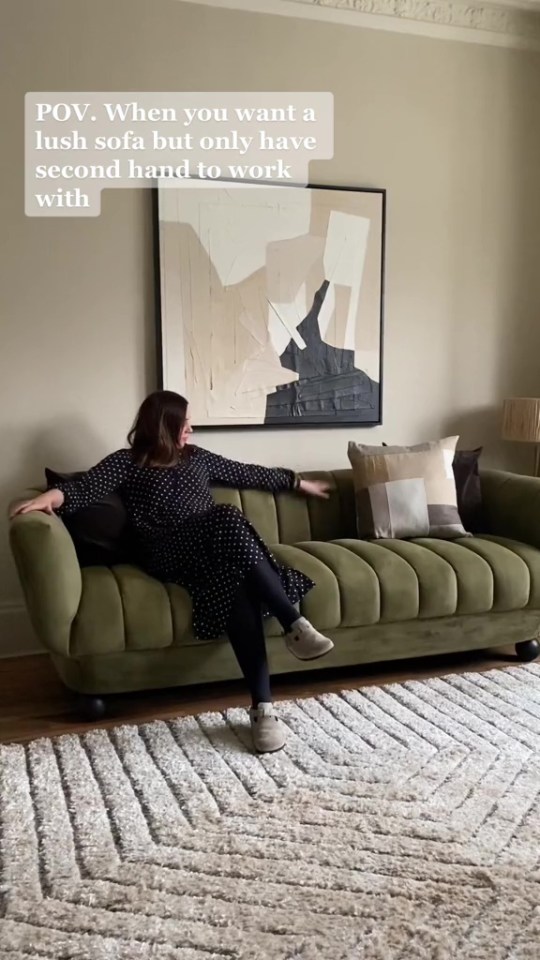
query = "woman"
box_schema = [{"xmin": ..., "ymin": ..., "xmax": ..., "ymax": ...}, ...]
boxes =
[{"xmin": 11, "ymin": 391, "xmax": 334, "ymax": 753}]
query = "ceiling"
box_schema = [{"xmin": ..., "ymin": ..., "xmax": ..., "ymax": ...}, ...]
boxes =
[{"xmin": 176, "ymin": 0, "xmax": 540, "ymax": 50}]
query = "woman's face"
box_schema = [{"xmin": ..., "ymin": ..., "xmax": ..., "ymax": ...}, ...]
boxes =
[{"xmin": 178, "ymin": 412, "xmax": 194, "ymax": 448}]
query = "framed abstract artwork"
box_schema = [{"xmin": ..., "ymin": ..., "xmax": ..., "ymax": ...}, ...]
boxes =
[{"xmin": 155, "ymin": 181, "xmax": 385, "ymax": 428}]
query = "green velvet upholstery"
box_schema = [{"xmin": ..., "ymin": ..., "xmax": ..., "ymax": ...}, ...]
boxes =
[
  {"xmin": 481, "ymin": 469, "xmax": 540, "ymax": 550},
  {"xmin": 8, "ymin": 469, "xmax": 540, "ymax": 696},
  {"xmin": 9, "ymin": 489, "xmax": 82, "ymax": 658}
]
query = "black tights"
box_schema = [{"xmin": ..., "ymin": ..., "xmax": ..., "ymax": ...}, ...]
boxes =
[{"xmin": 226, "ymin": 558, "xmax": 300, "ymax": 707}]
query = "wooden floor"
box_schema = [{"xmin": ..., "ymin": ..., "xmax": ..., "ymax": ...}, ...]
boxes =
[{"xmin": 0, "ymin": 645, "xmax": 522, "ymax": 746}]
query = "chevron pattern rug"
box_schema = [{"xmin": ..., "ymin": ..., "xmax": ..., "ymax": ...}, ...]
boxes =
[{"xmin": 1, "ymin": 664, "xmax": 540, "ymax": 959}]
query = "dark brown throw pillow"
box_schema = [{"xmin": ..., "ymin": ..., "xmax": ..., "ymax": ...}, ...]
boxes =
[
  {"xmin": 452, "ymin": 448, "xmax": 484, "ymax": 533},
  {"xmin": 45, "ymin": 468, "xmax": 134, "ymax": 566}
]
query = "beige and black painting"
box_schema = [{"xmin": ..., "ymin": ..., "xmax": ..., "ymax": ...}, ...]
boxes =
[{"xmin": 158, "ymin": 183, "xmax": 384, "ymax": 426}]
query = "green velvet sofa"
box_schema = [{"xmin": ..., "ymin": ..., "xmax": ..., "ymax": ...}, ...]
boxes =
[{"xmin": 9, "ymin": 467, "xmax": 540, "ymax": 719}]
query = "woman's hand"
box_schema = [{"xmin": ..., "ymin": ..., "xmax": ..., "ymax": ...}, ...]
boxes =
[
  {"xmin": 9, "ymin": 489, "xmax": 64, "ymax": 520},
  {"xmin": 298, "ymin": 479, "xmax": 331, "ymax": 500}
]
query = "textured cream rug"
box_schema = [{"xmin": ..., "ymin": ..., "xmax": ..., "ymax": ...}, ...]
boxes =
[{"xmin": 1, "ymin": 664, "xmax": 540, "ymax": 959}]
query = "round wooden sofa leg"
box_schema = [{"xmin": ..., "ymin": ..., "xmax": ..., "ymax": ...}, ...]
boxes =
[
  {"xmin": 515, "ymin": 639, "xmax": 540, "ymax": 663},
  {"xmin": 76, "ymin": 694, "xmax": 107, "ymax": 721}
]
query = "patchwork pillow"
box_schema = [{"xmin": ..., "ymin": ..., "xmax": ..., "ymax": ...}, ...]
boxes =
[
  {"xmin": 378, "ymin": 442, "xmax": 484, "ymax": 532},
  {"xmin": 347, "ymin": 437, "xmax": 468, "ymax": 540}
]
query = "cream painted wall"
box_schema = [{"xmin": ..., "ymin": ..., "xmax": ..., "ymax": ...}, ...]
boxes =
[{"xmin": 1, "ymin": 0, "xmax": 539, "ymax": 654}]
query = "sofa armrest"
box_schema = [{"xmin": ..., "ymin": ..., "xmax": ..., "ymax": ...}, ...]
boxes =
[
  {"xmin": 8, "ymin": 501, "xmax": 82, "ymax": 658},
  {"xmin": 480, "ymin": 469, "xmax": 540, "ymax": 550}
]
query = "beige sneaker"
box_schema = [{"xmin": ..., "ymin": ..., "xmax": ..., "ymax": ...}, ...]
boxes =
[
  {"xmin": 249, "ymin": 702, "xmax": 286, "ymax": 753},
  {"xmin": 284, "ymin": 617, "xmax": 335, "ymax": 661}
]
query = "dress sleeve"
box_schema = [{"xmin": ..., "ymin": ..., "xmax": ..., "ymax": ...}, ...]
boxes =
[
  {"xmin": 49, "ymin": 450, "xmax": 131, "ymax": 515},
  {"xmin": 196, "ymin": 447, "xmax": 297, "ymax": 493}
]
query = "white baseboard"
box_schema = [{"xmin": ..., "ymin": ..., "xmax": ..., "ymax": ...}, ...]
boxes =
[{"xmin": 0, "ymin": 602, "xmax": 44, "ymax": 658}]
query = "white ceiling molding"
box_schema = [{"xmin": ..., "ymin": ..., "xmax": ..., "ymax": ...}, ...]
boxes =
[{"xmin": 176, "ymin": 0, "xmax": 540, "ymax": 50}]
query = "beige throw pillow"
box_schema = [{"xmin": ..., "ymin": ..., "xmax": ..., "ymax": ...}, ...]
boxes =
[{"xmin": 348, "ymin": 436, "xmax": 468, "ymax": 540}]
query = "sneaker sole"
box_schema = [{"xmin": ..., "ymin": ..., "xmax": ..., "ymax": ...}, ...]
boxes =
[{"xmin": 253, "ymin": 740, "xmax": 286, "ymax": 753}]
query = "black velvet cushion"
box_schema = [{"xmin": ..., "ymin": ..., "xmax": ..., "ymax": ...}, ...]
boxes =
[
  {"xmin": 452, "ymin": 447, "xmax": 484, "ymax": 533},
  {"xmin": 45, "ymin": 468, "xmax": 135, "ymax": 566}
]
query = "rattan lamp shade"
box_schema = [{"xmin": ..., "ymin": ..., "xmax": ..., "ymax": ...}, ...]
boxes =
[{"xmin": 502, "ymin": 397, "xmax": 540, "ymax": 475}]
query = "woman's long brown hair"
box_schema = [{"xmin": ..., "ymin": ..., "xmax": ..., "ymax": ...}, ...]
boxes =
[{"xmin": 128, "ymin": 391, "xmax": 190, "ymax": 467}]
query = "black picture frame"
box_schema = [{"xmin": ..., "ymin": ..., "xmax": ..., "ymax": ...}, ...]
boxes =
[{"xmin": 154, "ymin": 181, "xmax": 386, "ymax": 429}]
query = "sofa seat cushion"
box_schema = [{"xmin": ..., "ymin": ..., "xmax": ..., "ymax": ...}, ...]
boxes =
[
  {"xmin": 69, "ymin": 536, "xmax": 540, "ymax": 656},
  {"xmin": 274, "ymin": 535, "xmax": 540, "ymax": 626}
]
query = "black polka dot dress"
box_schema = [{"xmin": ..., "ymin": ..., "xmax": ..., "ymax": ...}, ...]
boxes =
[{"xmin": 53, "ymin": 446, "xmax": 315, "ymax": 640}]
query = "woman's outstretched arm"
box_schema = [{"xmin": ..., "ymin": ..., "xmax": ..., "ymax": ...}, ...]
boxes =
[
  {"xmin": 195, "ymin": 447, "xmax": 329, "ymax": 498},
  {"xmin": 198, "ymin": 447, "xmax": 296, "ymax": 493},
  {"xmin": 51, "ymin": 449, "xmax": 132, "ymax": 514},
  {"xmin": 10, "ymin": 449, "xmax": 132, "ymax": 519}
]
